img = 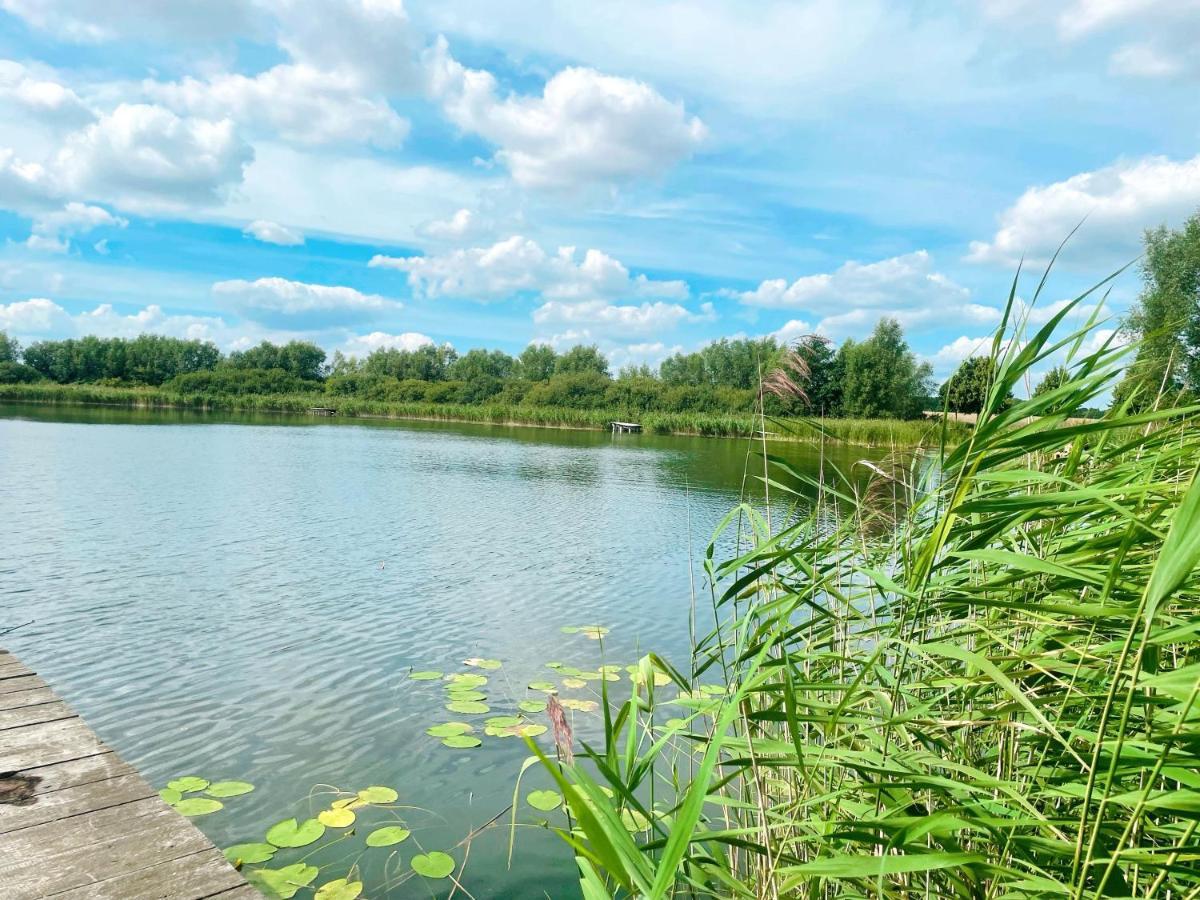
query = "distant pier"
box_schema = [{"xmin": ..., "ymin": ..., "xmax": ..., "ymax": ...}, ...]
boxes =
[
  {"xmin": 309, "ymin": 407, "xmax": 337, "ymax": 417},
  {"xmin": 611, "ymin": 421, "xmax": 643, "ymax": 433},
  {"xmin": 0, "ymin": 649, "xmax": 252, "ymax": 899}
]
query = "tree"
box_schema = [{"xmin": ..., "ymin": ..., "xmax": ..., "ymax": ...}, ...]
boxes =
[
  {"xmin": 518, "ymin": 344, "xmax": 557, "ymax": 381},
  {"xmin": 839, "ymin": 318, "xmax": 933, "ymax": 419},
  {"xmin": 939, "ymin": 356, "xmax": 1007, "ymax": 414},
  {"xmin": 225, "ymin": 340, "xmax": 326, "ymax": 380},
  {"xmin": 794, "ymin": 335, "xmax": 842, "ymax": 416},
  {"xmin": 0, "ymin": 331, "xmax": 20, "ymax": 363},
  {"xmin": 660, "ymin": 338, "xmax": 781, "ymax": 390},
  {"xmin": 449, "ymin": 348, "xmax": 516, "ymax": 381},
  {"xmin": 363, "ymin": 344, "xmax": 457, "ymax": 381},
  {"xmin": 1114, "ymin": 211, "xmax": 1200, "ymax": 409},
  {"xmin": 555, "ymin": 344, "xmax": 610, "ymax": 377}
]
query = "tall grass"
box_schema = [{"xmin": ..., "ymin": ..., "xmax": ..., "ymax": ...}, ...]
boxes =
[
  {"xmin": 0, "ymin": 382, "xmax": 961, "ymax": 448},
  {"xmin": 530, "ymin": 275, "xmax": 1200, "ymax": 897}
]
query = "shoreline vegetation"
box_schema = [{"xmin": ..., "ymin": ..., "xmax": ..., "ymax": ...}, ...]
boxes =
[{"xmin": 0, "ymin": 381, "xmax": 966, "ymax": 447}]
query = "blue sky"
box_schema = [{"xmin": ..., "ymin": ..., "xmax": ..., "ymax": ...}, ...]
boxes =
[{"xmin": 1, "ymin": 0, "xmax": 1198, "ymax": 379}]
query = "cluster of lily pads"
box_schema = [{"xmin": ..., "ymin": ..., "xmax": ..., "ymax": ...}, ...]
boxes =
[{"xmin": 159, "ymin": 775, "xmax": 254, "ymax": 817}]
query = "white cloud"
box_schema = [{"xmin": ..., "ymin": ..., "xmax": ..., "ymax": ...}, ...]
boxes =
[
  {"xmin": 770, "ymin": 319, "xmax": 815, "ymax": 345},
  {"xmin": 533, "ymin": 298, "xmax": 713, "ymax": 337},
  {"xmin": 212, "ymin": 276, "xmax": 398, "ymax": 327},
  {"xmin": 26, "ymin": 201, "xmax": 127, "ymax": 252},
  {"xmin": 54, "ymin": 103, "xmax": 253, "ymax": 210},
  {"xmin": 0, "ymin": 60, "xmax": 92, "ymax": 126},
  {"xmin": 416, "ymin": 207, "xmax": 483, "ymax": 241},
  {"xmin": 0, "ymin": 297, "xmax": 238, "ymax": 345},
  {"xmin": 145, "ymin": 64, "xmax": 408, "ymax": 147},
  {"xmin": 1108, "ymin": 42, "xmax": 1185, "ymax": 78},
  {"xmin": 930, "ymin": 335, "xmax": 994, "ymax": 371},
  {"xmin": 424, "ymin": 37, "xmax": 706, "ymax": 189},
  {"xmin": 967, "ymin": 154, "xmax": 1200, "ymax": 266},
  {"xmin": 244, "ymin": 219, "xmax": 304, "ymax": 246},
  {"xmin": 0, "ymin": 148, "xmax": 56, "ymax": 210},
  {"xmin": 0, "ymin": 296, "xmax": 74, "ymax": 333},
  {"xmin": 370, "ymin": 235, "xmax": 690, "ymax": 302},
  {"xmin": 607, "ymin": 340, "xmax": 683, "ymax": 371},
  {"xmin": 340, "ymin": 330, "xmax": 434, "ymax": 356}
]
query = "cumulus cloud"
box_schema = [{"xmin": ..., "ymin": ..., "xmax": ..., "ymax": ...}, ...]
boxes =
[
  {"xmin": 0, "ymin": 296, "xmax": 242, "ymax": 344},
  {"xmin": 26, "ymin": 201, "xmax": 126, "ymax": 252},
  {"xmin": 212, "ymin": 276, "xmax": 398, "ymax": 327},
  {"xmin": 54, "ymin": 103, "xmax": 253, "ymax": 210},
  {"xmin": 533, "ymin": 298, "xmax": 714, "ymax": 337},
  {"xmin": 0, "ymin": 148, "xmax": 56, "ymax": 210},
  {"xmin": 0, "ymin": 60, "xmax": 92, "ymax": 126},
  {"xmin": 424, "ymin": 37, "xmax": 706, "ymax": 189},
  {"xmin": 243, "ymin": 219, "xmax": 304, "ymax": 246},
  {"xmin": 0, "ymin": 296, "xmax": 74, "ymax": 333},
  {"xmin": 339, "ymin": 330, "xmax": 434, "ymax": 356},
  {"xmin": 607, "ymin": 340, "xmax": 684, "ymax": 371},
  {"xmin": 770, "ymin": 319, "xmax": 816, "ymax": 345},
  {"xmin": 967, "ymin": 154, "xmax": 1200, "ymax": 266},
  {"xmin": 416, "ymin": 208, "xmax": 484, "ymax": 241},
  {"xmin": 370, "ymin": 235, "xmax": 689, "ymax": 302},
  {"xmin": 145, "ymin": 64, "xmax": 408, "ymax": 147}
]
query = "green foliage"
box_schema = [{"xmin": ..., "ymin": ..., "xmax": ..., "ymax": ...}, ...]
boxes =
[
  {"xmin": 838, "ymin": 317, "xmax": 933, "ymax": 418},
  {"xmin": 22, "ymin": 334, "xmax": 219, "ymax": 385},
  {"xmin": 518, "ymin": 343, "xmax": 557, "ymax": 381},
  {"xmin": 794, "ymin": 334, "xmax": 842, "ymax": 415},
  {"xmin": 0, "ymin": 361, "xmax": 43, "ymax": 383},
  {"xmin": 554, "ymin": 344, "xmax": 609, "ymax": 377},
  {"xmin": 525, "ymin": 371, "xmax": 610, "ymax": 408},
  {"xmin": 361, "ymin": 343, "xmax": 457, "ymax": 381},
  {"xmin": 166, "ymin": 368, "xmax": 308, "ymax": 396},
  {"xmin": 449, "ymin": 347, "xmax": 516, "ymax": 381},
  {"xmin": 1116, "ymin": 209, "xmax": 1200, "ymax": 409},
  {"xmin": 938, "ymin": 355, "xmax": 1008, "ymax": 413},
  {"xmin": 224, "ymin": 340, "xmax": 326, "ymax": 380},
  {"xmin": 0, "ymin": 330, "xmax": 20, "ymax": 363},
  {"xmin": 660, "ymin": 337, "xmax": 780, "ymax": 390}
]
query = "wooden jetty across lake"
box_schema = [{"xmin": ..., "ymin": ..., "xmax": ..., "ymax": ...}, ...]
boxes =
[
  {"xmin": 309, "ymin": 406, "xmax": 337, "ymax": 417},
  {"xmin": 0, "ymin": 649, "xmax": 254, "ymax": 899},
  {"xmin": 610, "ymin": 421, "xmax": 643, "ymax": 433}
]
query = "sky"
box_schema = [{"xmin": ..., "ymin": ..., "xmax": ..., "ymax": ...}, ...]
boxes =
[{"xmin": 0, "ymin": 0, "xmax": 1198, "ymax": 379}]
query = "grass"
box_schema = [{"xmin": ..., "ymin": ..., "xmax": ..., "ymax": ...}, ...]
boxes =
[
  {"xmin": 0, "ymin": 382, "xmax": 961, "ymax": 448},
  {"xmin": 526, "ymin": 274, "xmax": 1200, "ymax": 897}
]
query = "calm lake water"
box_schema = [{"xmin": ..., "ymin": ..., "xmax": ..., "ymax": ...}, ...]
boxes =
[{"xmin": 0, "ymin": 405, "xmax": 881, "ymax": 897}]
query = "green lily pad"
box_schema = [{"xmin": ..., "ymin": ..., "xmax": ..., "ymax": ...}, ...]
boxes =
[
  {"xmin": 528, "ymin": 681, "xmax": 557, "ymax": 693},
  {"xmin": 159, "ymin": 787, "xmax": 182, "ymax": 804},
  {"xmin": 527, "ymin": 790, "xmax": 563, "ymax": 811},
  {"xmin": 544, "ymin": 661, "xmax": 563, "ymax": 669},
  {"xmin": 409, "ymin": 670, "xmax": 443, "ymax": 680},
  {"xmin": 365, "ymin": 825, "xmax": 411, "ymax": 847},
  {"xmin": 518, "ymin": 699, "xmax": 546, "ymax": 713},
  {"xmin": 426, "ymin": 722, "xmax": 474, "ymax": 737},
  {"xmin": 446, "ymin": 673, "xmax": 487, "ymax": 688},
  {"xmin": 318, "ymin": 807, "xmax": 355, "ymax": 828},
  {"xmin": 357, "ymin": 786, "xmax": 399, "ymax": 804},
  {"xmin": 561, "ymin": 677, "xmax": 587, "ymax": 689},
  {"xmin": 223, "ymin": 842, "xmax": 276, "ymax": 865},
  {"xmin": 441, "ymin": 734, "xmax": 482, "ymax": 748},
  {"xmin": 173, "ymin": 797, "xmax": 224, "ymax": 816},
  {"xmin": 484, "ymin": 715, "xmax": 523, "ymax": 728},
  {"xmin": 167, "ymin": 776, "xmax": 209, "ymax": 793},
  {"xmin": 599, "ymin": 664, "xmax": 622, "ymax": 673},
  {"xmin": 446, "ymin": 700, "xmax": 489, "ymax": 714},
  {"xmin": 315, "ymin": 878, "xmax": 363, "ymax": 900},
  {"xmin": 206, "ymin": 780, "xmax": 254, "ymax": 798},
  {"xmin": 560, "ymin": 698, "xmax": 599, "ymax": 712},
  {"xmin": 463, "ymin": 657, "xmax": 502, "ymax": 669},
  {"xmin": 245, "ymin": 863, "xmax": 319, "ymax": 899},
  {"xmin": 331, "ymin": 797, "xmax": 364, "ymax": 809},
  {"xmin": 266, "ymin": 817, "xmax": 325, "ymax": 848},
  {"xmin": 581, "ymin": 626, "xmax": 610, "ymax": 640},
  {"xmin": 410, "ymin": 851, "xmax": 456, "ymax": 879},
  {"xmin": 444, "ymin": 689, "xmax": 486, "ymax": 702},
  {"xmin": 495, "ymin": 722, "xmax": 547, "ymax": 738},
  {"xmin": 560, "ymin": 626, "xmax": 580, "ymax": 634}
]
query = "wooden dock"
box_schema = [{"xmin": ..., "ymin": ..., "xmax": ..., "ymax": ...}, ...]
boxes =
[
  {"xmin": 309, "ymin": 406, "xmax": 337, "ymax": 417},
  {"xmin": 611, "ymin": 421, "xmax": 642, "ymax": 433},
  {"xmin": 0, "ymin": 649, "xmax": 255, "ymax": 899}
]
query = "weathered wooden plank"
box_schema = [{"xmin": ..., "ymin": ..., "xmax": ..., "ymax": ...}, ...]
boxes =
[
  {"xmin": 0, "ymin": 687, "xmax": 57, "ymax": 711},
  {"xmin": 0, "ymin": 674, "xmax": 44, "ymax": 695},
  {"xmin": 0, "ymin": 717, "xmax": 107, "ymax": 772},
  {"xmin": 0, "ymin": 661, "xmax": 34, "ymax": 679},
  {"xmin": 17, "ymin": 751, "xmax": 135, "ymax": 795},
  {"xmin": 0, "ymin": 797, "xmax": 216, "ymax": 895},
  {"xmin": 207, "ymin": 887, "xmax": 266, "ymax": 899},
  {"xmin": 0, "ymin": 772, "xmax": 157, "ymax": 834},
  {"xmin": 48, "ymin": 846, "xmax": 246, "ymax": 900},
  {"xmin": 0, "ymin": 700, "xmax": 76, "ymax": 732}
]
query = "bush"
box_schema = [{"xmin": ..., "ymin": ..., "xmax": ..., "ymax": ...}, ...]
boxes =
[
  {"xmin": 524, "ymin": 372, "xmax": 611, "ymax": 408},
  {"xmin": 165, "ymin": 368, "xmax": 309, "ymax": 396},
  {"xmin": 0, "ymin": 361, "xmax": 43, "ymax": 384}
]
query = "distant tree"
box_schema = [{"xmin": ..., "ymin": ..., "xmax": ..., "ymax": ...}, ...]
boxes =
[
  {"xmin": 449, "ymin": 348, "xmax": 516, "ymax": 382},
  {"xmin": 225, "ymin": 340, "xmax": 326, "ymax": 380},
  {"xmin": 554, "ymin": 344, "xmax": 610, "ymax": 378},
  {"xmin": 327, "ymin": 350, "xmax": 361, "ymax": 376},
  {"xmin": 518, "ymin": 344, "xmax": 557, "ymax": 381},
  {"xmin": 0, "ymin": 330, "xmax": 20, "ymax": 363},
  {"xmin": 1034, "ymin": 366, "xmax": 1069, "ymax": 398},
  {"xmin": 525, "ymin": 371, "xmax": 610, "ymax": 407},
  {"xmin": 0, "ymin": 361, "xmax": 41, "ymax": 383},
  {"xmin": 939, "ymin": 356, "xmax": 1007, "ymax": 414},
  {"xmin": 22, "ymin": 335, "xmax": 218, "ymax": 384},
  {"xmin": 839, "ymin": 318, "xmax": 933, "ymax": 419},
  {"xmin": 661, "ymin": 338, "xmax": 781, "ymax": 390},
  {"xmin": 617, "ymin": 363, "xmax": 655, "ymax": 380},
  {"xmin": 1113, "ymin": 211, "xmax": 1200, "ymax": 409},
  {"xmin": 794, "ymin": 335, "xmax": 842, "ymax": 416},
  {"xmin": 362, "ymin": 343, "xmax": 457, "ymax": 381}
]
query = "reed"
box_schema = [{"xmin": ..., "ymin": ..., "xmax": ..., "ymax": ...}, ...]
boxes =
[{"xmin": 528, "ymin": 273, "xmax": 1200, "ymax": 898}]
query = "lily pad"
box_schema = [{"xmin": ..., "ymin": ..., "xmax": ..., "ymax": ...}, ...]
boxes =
[
  {"xmin": 561, "ymin": 677, "xmax": 587, "ymax": 689},
  {"xmin": 446, "ymin": 700, "xmax": 490, "ymax": 714},
  {"xmin": 528, "ymin": 681, "xmax": 557, "ymax": 693},
  {"xmin": 245, "ymin": 863, "xmax": 319, "ymax": 899},
  {"xmin": 318, "ymin": 807, "xmax": 355, "ymax": 828},
  {"xmin": 599, "ymin": 664, "xmax": 622, "ymax": 674},
  {"xmin": 173, "ymin": 797, "xmax": 224, "ymax": 816},
  {"xmin": 315, "ymin": 878, "xmax": 363, "ymax": 900},
  {"xmin": 544, "ymin": 661, "xmax": 563, "ymax": 669},
  {"xmin": 463, "ymin": 657, "xmax": 502, "ymax": 669},
  {"xmin": 496, "ymin": 722, "xmax": 547, "ymax": 738},
  {"xmin": 159, "ymin": 787, "xmax": 182, "ymax": 804},
  {"xmin": 331, "ymin": 797, "xmax": 361, "ymax": 809},
  {"xmin": 441, "ymin": 734, "xmax": 482, "ymax": 748},
  {"xmin": 357, "ymin": 786, "xmax": 399, "ymax": 804},
  {"xmin": 560, "ymin": 698, "xmax": 599, "ymax": 712},
  {"xmin": 223, "ymin": 842, "xmax": 276, "ymax": 865},
  {"xmin": 446, "ymin": 673, "xmax": 487, "ymax": 688},
  {"xmin": 410, "ymin": 851, "xmax": 456, "ymax": 879},
  {"xmin": 266, "ymin": 817, "xmax": 326, "ymax": 848},
  {"xmin": 409, "ymin": 671, "xmax": 443, "ymax": 681},
  {"xmin": 560, "ymin": 626, "xmax": 580, "ymax": 634},
  {"xmin": 206, "ymin": 780, "xmax": 254, "ymax": 798},
  {"xmin": 518, "ymin": 699, "xmax": 546, "ymax": 713},
  {"xmin": 581, "ymin": 626, "xmax": 610, "ymax": 640},
  {"xmin": 426, "ymin": 722, "xmax": 474, "ymax": 737},
  {"xmin": 527, "ymin": 790, "xmax": 563, "ymax": 811},
  {"xmin": 444, "ymin": 689, "xmax": 486, "ymax": 702},
  {"xmin": 365, "ymin": 825, "xmax": 411, "ymax": 847},
  {"xmin": 484, "ymin": 715, "xmax": 523, "ymax": 728},
  {"xmin": 167, "ymin": 776, "xmax": 209, "ymax": 793}
]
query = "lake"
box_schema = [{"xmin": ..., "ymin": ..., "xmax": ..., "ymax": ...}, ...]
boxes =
[{"xmin": 0, "ymin": 405, "xmax": 880, "ymax": 897}]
